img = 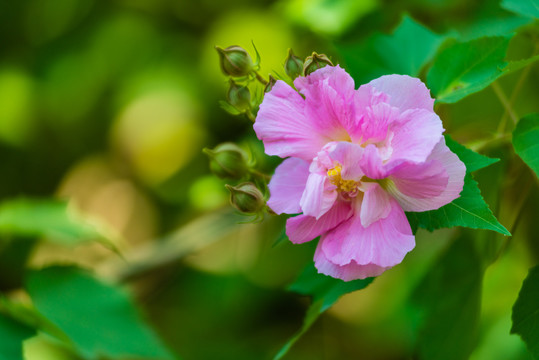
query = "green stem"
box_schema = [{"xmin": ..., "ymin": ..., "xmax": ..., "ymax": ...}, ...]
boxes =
[
  {"xmin": 249, "ymin": 168, "xmax": 271, "ymax": 181},
  {"xmin": 254, "ymin": 71, "xmax": 268, "ymax": 85},
  {"xmin": 491, "ymin": 81, "xmax": 519, "ymax": 125},
  {"xmin": 498, "ymin": 64, "xmax": 532, "ymax": 133},
  {"xmin": 467, "ymin": 133, "xmax": 511, "ymax": 152}
]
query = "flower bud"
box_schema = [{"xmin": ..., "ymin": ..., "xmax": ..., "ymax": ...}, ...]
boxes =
[
  {"xmin": 226, "ymin": 80, "xmax": 251, "ymax": 112},
  {"xmin": 284, "ymin": 49, "xmax": 303, "ymax": 79},
  {"xmin": 264, "ymin": 75, "xmax": 277, "ymax": 93},
  {"xmin": 215, "ymin": 45, "xmax": 254, "ymax": 77},
  {"xmin": 203, "ymin": 143, "xmax": 249, "ymax": 180},
  {"xmin": 303, "ymin": 52, "xmax": 334, "ymax": 76},
  {"xmin": 225, "ymin": 182, "xmax": 265, "ymax": 214}
]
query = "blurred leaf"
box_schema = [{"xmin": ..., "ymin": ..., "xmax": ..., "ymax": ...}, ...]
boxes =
[
  {"xmin": 274, "ymin": 262, "xmax": 373, "ymax": 359},
  {"xmin": 26, "ymin": 266, "xmax": 175, "ymax": 360},
  {"xmin": 407, "ymin": 136, "xmax": 510, "ymax": 235},
  {"xmin": 502, "ymin": 0, "xmax": 539, "ymax": 19},
  {"xmin": 428, "ymin": 36, "xmax": 539, "ymax": 103},
  {"xmin": 0, "ymin": 198, "xmax": 114, "ymax": 247},
  {"xmin": 413, "ymin": 234, "xmax": 483, "ymax": 360},
  {"xmin": 0, "ymin": 313, "xmax": 35, "ymax": 360},
  {"xmin": 0, "ymin": 297, "xmax": 68, "ymax": 343},
  {"xmin": 512, "ymin": 113, "xmax": 539, "ymax": 178},
  {"xmin": 340, "ymin": 15, "xmax": 445, "ymax": 83},
  {"xmin": 282, "ymin": 0, "xmax": 377, "ymax": 36},
  {"xmin": 24, "ymin": 334, "xmax": 83, "ymax": 360},
  {"xmin": 289, "ymin": 262, "xmax": 374, "ymax": 312},
  {"xmin": 511, "ymin": 265, "xmax": 539, "ymax": 359}
]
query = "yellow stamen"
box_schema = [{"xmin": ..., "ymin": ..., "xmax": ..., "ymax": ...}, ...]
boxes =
[{"xmin": 327, "ymin": 164, "xmax": 358, "ymax": 193}]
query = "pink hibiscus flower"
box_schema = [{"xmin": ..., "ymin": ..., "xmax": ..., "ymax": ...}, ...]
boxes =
[{"xmin": 254, "ymin": 65, "xmax": 466, "ymax": 281}]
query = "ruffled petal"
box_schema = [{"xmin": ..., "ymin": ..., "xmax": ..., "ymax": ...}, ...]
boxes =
[
  {"xmin": 388, "ymin": 108, "xmax": 444, "ymax": 164},
  {"xmin": 387, "ymin": 137, "xmax": 466, "ymax": 212},
  {"xmin": 294, "ymin": 66, "xmax": 358, "ymax": 141},
  {"xmin": 267, "ymin": 158, "xmax": 310, "ymax": 215},
  {"xmin": 320, "ymin": 198, "xmax": 415, "ymax": 269},
  {"xmin": 360, "ymin": 183, "xmax": 392, "ymax": 227},
  {"xmin": 254, "ymin": 81, "xmax": 329, "ymax": 160},
  {"xmin": 299, "ymin": 173, "xmax": 337, "ymax": 219},
  {"xmin": 367, "ymin": 74, "xmax": 435, "ymax": 112},
  {"xmin": 359, "ymin": 144, "xmax": 387, "ymax": 179},
  {"xmin": 314, "ymin": 246, "xmax": 389, "ymax": 281},
  {"xmin": 328, "ymin": 141, "xmax": 365, "ymax": 180},
  {"xmin": 286, "ymin": 200, "xmax": 353, "ymax": 244}
]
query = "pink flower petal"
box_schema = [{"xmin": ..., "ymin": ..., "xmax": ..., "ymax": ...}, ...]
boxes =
[
  {"xmin": 254, "ymin": 81, "xmax": 329, "ymax": 160},
  {"xmin": 359, "ymin": 183, "xmax": 392, "ymax": 227},
  {"xmin": 359, "ymin": 144, "xmax": 387, "ymax": 179},
  {"xmin": 314, "ymin": 246, "xmax": 389, "ymax": 281},
  {"xmin": 328, "ymin": 142, "xmax": 365, "ymax": 180},
  {"xmin": 286, "ymin": 199, "xmax": 353, "ymax": 244},
  {"xmin": 388, "ymin": 108, "xmax": 444, "ymax": 164},
  {"xmin": 300, "ymin": 173, "xmax": 337, "ymax": 219},
  {"xmin": 360, "ymin": 102, "xmax": 400, "ymax": 145},
  {"xmin": 387, "ymin": 137, "xmax": 466, "ymax": 211},
  {"xmin": 294, "ymin": 66, "xmax": 358, "ymax": 141},
  {"xmin": 368, "ymin": 74, "xmax": 435, "ymax": 112},
  {"xmin": 320, "ymin": 198, "xmax": 415, "ymax": 268},
  {"xmin": 267, "ymin": 158, "xmax": 310, "ymax": 215}
]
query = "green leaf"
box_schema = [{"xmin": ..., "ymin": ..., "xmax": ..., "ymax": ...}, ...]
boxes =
[
  {"xmin": 428, "ymin": 36, "xmax": 539, "ymax": 103},
  {"xmin": 26, "ymin": 266, "xmax": 175, "ymax": 360},
  {"xmin": 406, "ymin": 136, "xmax": 510, "ymax": 235},
  {"xmin": 412, "ymin": 234, "xmax": 483, "ymax": 360},
  {"xmin": 0, "ymin": 198, "xmax": 116, "ymax": 249},
  {"xmin": 408, "ymin": 174, "xmax": 510, "ymax": 235},
  {"xmin": 502, "ymin": 0, "xmax": 539, "ymax": 19},
  {"xmin": 511, "ymin": 265, "xmax": 539, "ymax": 359},
  {"xmin": 512, "ymin": 113, "xmax": 539, "ymax": 178},
  {"xmin": 427, "ymin": 36, "xmax": 510, "ymax": 103},
  {"xmin": 274, "ymin": 262, "xmax": 373, "ymax": 359},
  {"xmin": 0, "ymin": 313, "xmax": 35, "ymax": 360},
  {"xmin": 339, "ymin": 15, "xmax": 445, "ymax": 83}
]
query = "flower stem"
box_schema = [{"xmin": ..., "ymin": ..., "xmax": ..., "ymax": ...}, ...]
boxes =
[
  {"xmin": 254, "ymin": 71, "xmax": 268, "ymax": 85},
  {"xmin": 491, "ymin": 81, "xmax": 519, "ymax": 125},
  {"xmin": 467, "ymin": 133, "xmax": 511, "ymax": 152}
]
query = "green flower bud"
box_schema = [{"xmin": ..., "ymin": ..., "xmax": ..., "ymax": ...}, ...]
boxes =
[
  {"xmin": 303, "ymin": 52, "xmax": 334, "ymax": 76},
  {"xmin": 225, "ymin": 182, "xmax": 265, "ymax": 214},
  {"xmin": 215, "ymin": 45, "xmax": 254, "ymax": 77},
  {"xmin": 227, "ymin": 80, "xmax": 251, "ymax": 112},
  {"xmin": 203, "ymin": 143, "xmax": 249, "ymax": 180},
  {"xmin": 264, "ymin": 75, "xmax": 277, "ymax": 93},
  {"xmin": 284, "ymin": 49, "xmax": 303, "ymax": 79}
]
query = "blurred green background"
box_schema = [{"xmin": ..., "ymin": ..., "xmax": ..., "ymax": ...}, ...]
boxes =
[{"xmin": 0, "ymin": 0, "xmax": 538, "ymax": 359}]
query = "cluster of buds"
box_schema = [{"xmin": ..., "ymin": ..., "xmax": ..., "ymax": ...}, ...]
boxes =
[
  {"xmin": 215, "ymin": 45, "xmax": 264, "ymax": 121},
  {"xmin": 203, "ymin": 142, "xmax": 266, "ymax": 219},
  {"xmin": 212, "ymin": 46, "xmax": 334, "ymax": 217}
]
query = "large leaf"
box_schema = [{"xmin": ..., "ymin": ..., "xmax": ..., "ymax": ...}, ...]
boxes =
[
  {"xmin": 0, "ymin": 198, "xmax": 113, "ymax": 247},
  {"xmin": 0, "ymin": 313, "xmax": 35, "ymax": 360},
  {"xmin": 26, "ymin": 266, "xmax": 175, "ymax": 360},
  {"xmin": 511, "ymin": 265, "xmax": 539, "ymax": 359},
  {"xmin": 339, "ymin": 15, "xmax": 445, "ymax": 83},
  {"xmin": 427, "ymin": 36, "xmax": 509, "ymax": 103},
  {"xmin": 274, "ymin": 262, "xmax": 373, "ymax": 359},
  {"xmin": 407, "ymin": 136, "xmax": 510, "ymax": 235},
  {"xmin": 512, "ymin": 113, "xmax": 539, "ymax": 178},
  {"xmin": 427, "ymin": 36, "xmax": 539, "ymax": 103},
  {"xmin": 412, "ymin": 234, "xmax": 483, "ymax": 360},
  {"xmin": 502, "ymin": 0, "xmax": 539, "ymax": 19}
]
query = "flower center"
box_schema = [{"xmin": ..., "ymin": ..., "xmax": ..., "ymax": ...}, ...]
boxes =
[{"xmin": 327, "ymin": 164, "xmax": 359, "ymax": 194}]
